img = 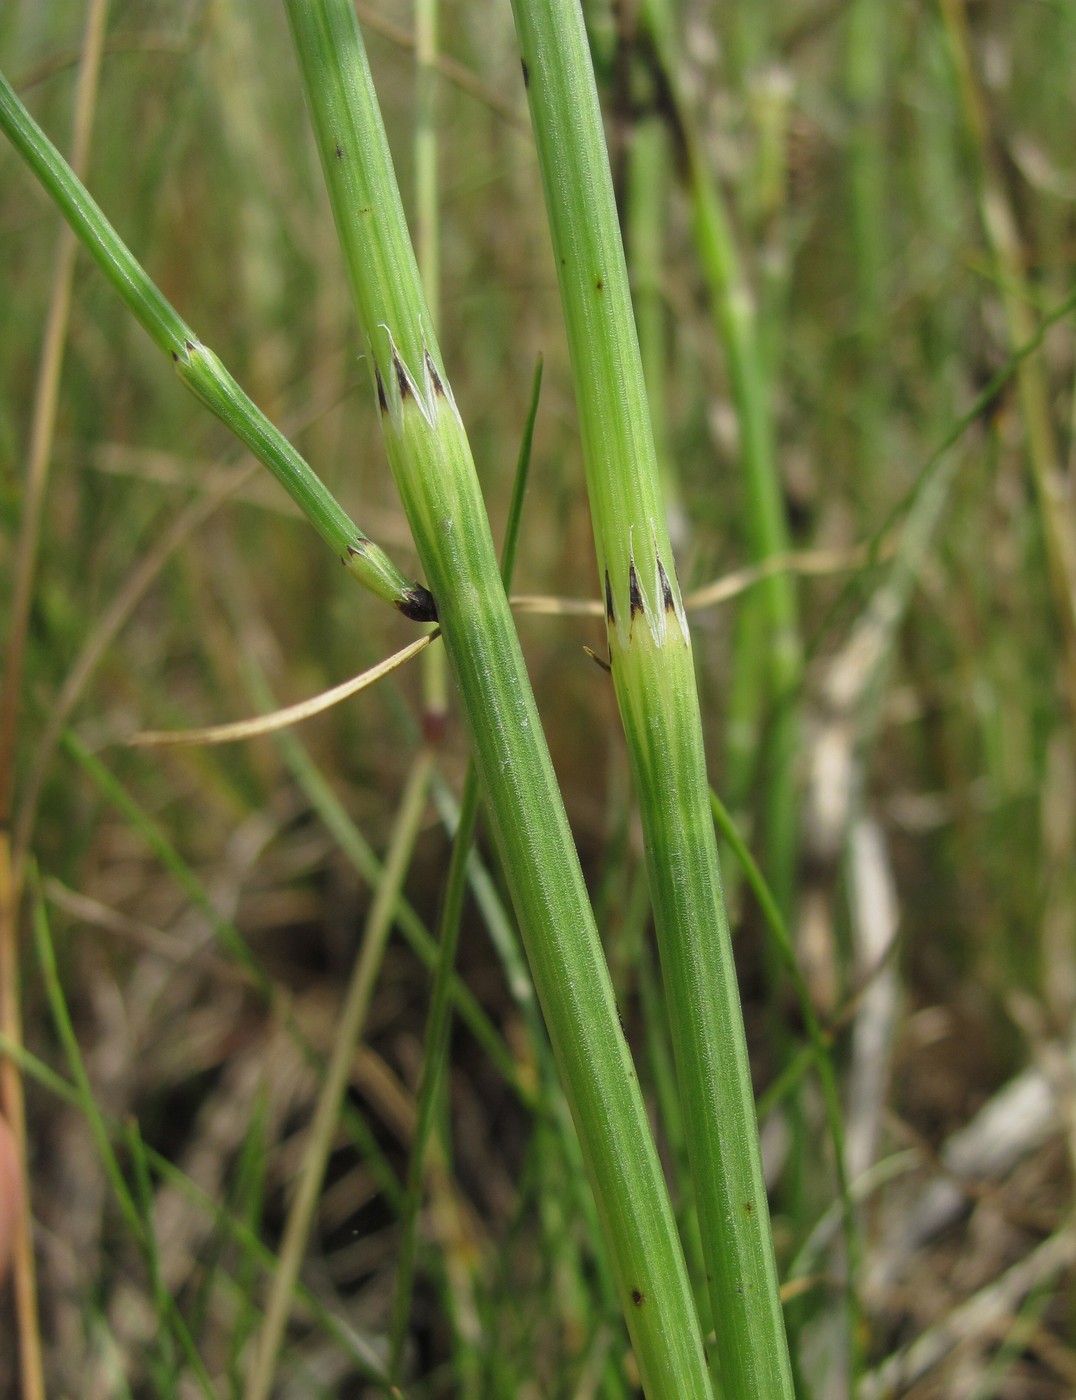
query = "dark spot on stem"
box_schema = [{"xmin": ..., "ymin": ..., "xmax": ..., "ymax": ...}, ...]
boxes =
[
  {"xmin": 396, "ymin": 583, "xmax": 438, "ymax": 623},
  {"xmin": 604, "ymin": 569, "xmax": 615, "ymax": 624},
  {"xmin": 657, "ymin": 554, "xmax": 675, "ymax": 612},
  {"xmin": 392, "ymin": 348, "xmax": 412, "ymax": 400},
  {"xmin": 630, "ymin": 1288, "xmax": 645, "ymax": 1307},
  {"xmin": 425, "ymin": 349, "xmax": 445, "ymax": 396},
  {"xmin": 334, "ymin": 141, "xmax": 343, "ymax": 159},
  {"xmin": 184, "ymin": 339, "xmax": 195, "ymax": 352},
  {"xmin": 595, "ymin": 276, "xmax": 604, "ymax": 293},
  {"xmin": 629, "ymin": 562, "xmax": 644, "ymax": 619},
  {"xmin": 375, "ymin": 366, "xmax": 388, "ymax": 414},
  {"xmin": 560, "ymin": 256, "xmax": 566, "ymax": 267},
  {"xmin": 521, "ymin": 58, "xmax": 530, "ymax": 88},
  {"xmin": 171, "ymin": 351, "xmax": 179, "ymax": 362},
  {"xmin": 744, "ymin": 1200, "xmax": 754, "ymax": 1216}
]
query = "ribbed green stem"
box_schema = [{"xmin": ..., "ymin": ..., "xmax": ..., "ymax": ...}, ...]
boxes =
[
  {"xmin": 509, "ymin": 2, "xmax": 793, "ymax": 1395},
  {"xmin": 390, "ymin": 351, "xmax": 537, "ymax": 1386},
  {"xmin": 637, "ymin": 13, "xmax": 802, "ymax": 921},
  {"xmin": 0, "ymin": 69, "xmax": 426, "ymax": 618},
  {"xmin": 684, "ymin": 109, "xmax": 802, "ymax": 924},
  {"xmin": 414, "ymin": 0, "xmax": 448, "ymax": 732},
  {"xmin": 283, "ymin": 3, "xmax": 712, "ymax": 1393},
  {"xmin": 627, "ymin": 115, "xmax": 684, "ymax": 546}
]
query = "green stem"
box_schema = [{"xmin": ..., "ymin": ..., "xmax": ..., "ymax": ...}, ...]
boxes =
[
  {"xmin": 509, "ymin": 2, "xmax": 793, "ymax": 1394},
  {"xmin": 283, "ymin": 2, "xmax": 712, "ymax": 1393},
  {"xmin": 389, "ymin": 353, "xmax": 539, "ymax": 1382},
  {"xmin": 627, "ymin": 114, "xmax": 684, "ymax": 546},
  {"xmin": 640, "ymin": 8, "xmax": 802, "ymax": 922},
  {"xmin": 389, "ymin": 764, "xmax": 479, "ymax": 1383}
]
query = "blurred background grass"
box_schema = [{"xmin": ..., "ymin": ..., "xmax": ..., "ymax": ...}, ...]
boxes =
[{"xmin": 2, "ymin": 0, "xmax": 1075, "ymax": 1396}]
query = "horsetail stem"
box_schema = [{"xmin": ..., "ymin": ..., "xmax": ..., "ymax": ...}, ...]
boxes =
[
  {"xmin": 283, "ymin": 1, "xmax": 713, "ymax": 1393},
  {"xmin": 509, "ymin": 1, "xmax": 794, "ymax": 1394}
]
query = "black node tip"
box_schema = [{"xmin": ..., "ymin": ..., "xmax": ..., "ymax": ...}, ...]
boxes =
[
  {"xmin": 396, "ymin": 583, "xmax": 437, "ymax": 623},
  {"xmin": 375, "ymin": 366, "xmax": 388, "ymax": 414},
  {"xmin": 604, "ymin": 570, "xmax": 615, "ymax": 624},
  {"xmin": 521, "ymin": 58, "xmax": 530, "ymax": 88}
]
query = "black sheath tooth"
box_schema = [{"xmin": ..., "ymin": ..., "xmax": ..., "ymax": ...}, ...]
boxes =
[
  {"xmin": 425, "ymin": 348, "xmax": 445, "ymax": 396},
  {"xmin": 392, "ymin": 347, "xmax": 412, "ymax": 400},
  {"xmin": 629, "ymin": 561, "xmax": 644, "ymax": 619},
  {"xmin": 375, "ymin": 366, "xmax": 388, "ymax": 414},
  {"xmin": 396, "ymin": 584, "xmax": 438, "ymax": 623},
  {"xmin": 521, "ymin": 58, "xmax": 530, "ymax": 88},
  {"xmin": 657, "ymin": 554, "xmax": 675, "ymax": 612},
  {"xmin": 604, "ymin": 569, "xmax": 615, "ymax": 624}
]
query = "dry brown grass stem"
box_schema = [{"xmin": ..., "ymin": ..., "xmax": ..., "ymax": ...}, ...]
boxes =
[
  {"xmin": 123, "ymin": 545, "xmax": 876, "ymax": 753},
  {"xmin": 0, "ymin": 6, "xmax": 109, "ymax": 1396},
  {"xmin": 130, "ymin": 632, "xmax": 437, "ymax": 748},
  {"xmin": 511, "ymin": 541, "xmax": 882, "ymax": 618}
]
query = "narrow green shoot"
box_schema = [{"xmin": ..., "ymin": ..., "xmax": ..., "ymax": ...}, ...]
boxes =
[
  {"xmin": 283, "ymin": 2, "xmax": 713, "ymax": 1392},
  {"xmin": 509, "ymin": 2, "xmax": 793, "ymax": 1393},
  {"xmin": 0, "ymin": 70, "xmax": 428, "ymax": 618},
  {"xmin": 244, "ymin": 750, "xmax": 435, "ymax": 1400},
  {"xmin": 389, "ymin": 357, "xmax": 540, "ymax": 1383},
  {"xmin": 642, "ymin": 9, "xmax": 803, "ymax": 921}
]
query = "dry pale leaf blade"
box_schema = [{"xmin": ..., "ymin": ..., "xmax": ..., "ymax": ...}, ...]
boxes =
[{"xmin": 129, "ymin": 633, "xmax": 436, "ymax": 748}]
